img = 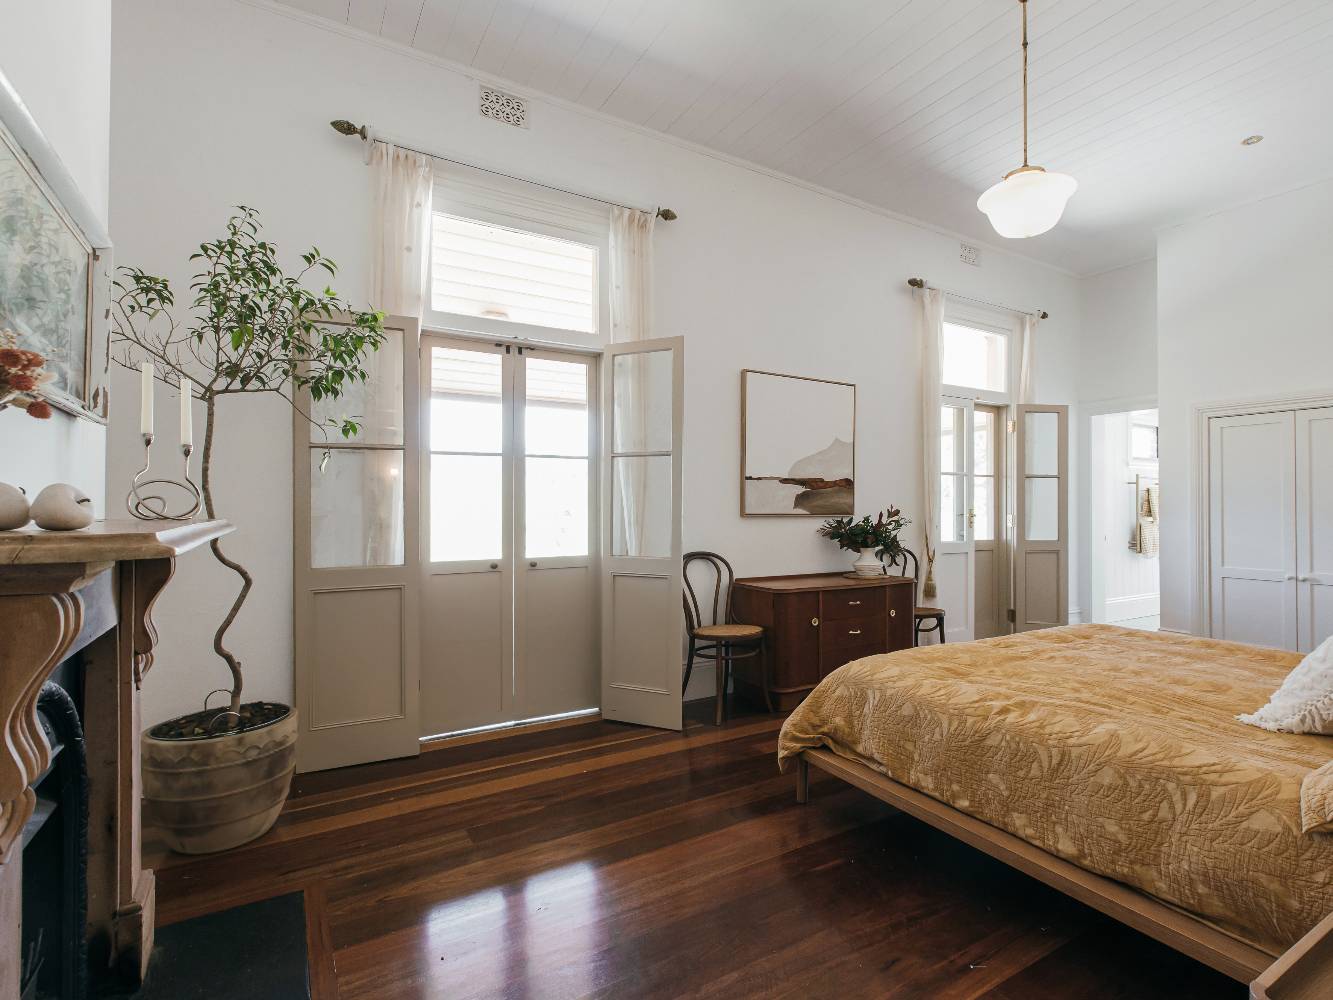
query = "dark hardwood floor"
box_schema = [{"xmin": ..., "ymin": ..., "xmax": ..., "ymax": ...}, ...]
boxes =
[{"xmin": 148, "ymin": 703, "xmax": 1244, "ymax": 999}]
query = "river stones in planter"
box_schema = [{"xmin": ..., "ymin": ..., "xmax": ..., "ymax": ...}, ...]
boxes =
[
  {"xmin": 31, "ymin": 483, "xmax": 94, "ymax": 530},
  {"xmin": 0, "ymin": 483, "xmax": 29, "ymax": 529}
]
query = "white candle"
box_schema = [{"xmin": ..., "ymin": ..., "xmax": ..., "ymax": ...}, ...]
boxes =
[
  {"xmin": 140, "ymin": 361, "xmax": 154, "ymax": 436},
  {"xmin": 179, "ymin": 377, "xmax": 193, "ymax": 448}
]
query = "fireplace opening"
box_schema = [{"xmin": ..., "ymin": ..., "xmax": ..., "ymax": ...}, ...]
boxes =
[{"xmin": 21, "ymin": 678, "xmax": 88, "ymax": 1000}]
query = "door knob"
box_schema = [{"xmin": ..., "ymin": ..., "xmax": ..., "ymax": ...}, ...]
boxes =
[
  {"xmin": 1285, "ymin": 574, "xmax": 1297, "ymax": 581},
  {"xmin": 530, "ymin": 561, "xmax": 537, "ymax": 568},
  {"xmin": 490, "ymin": 563, "xmax": 499, "ymax": 570}
]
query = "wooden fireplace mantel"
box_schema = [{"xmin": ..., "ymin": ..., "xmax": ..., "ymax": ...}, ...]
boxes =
[{"xmin": 0, "ymin": 518, "xmax": 232, "ymax": 994}]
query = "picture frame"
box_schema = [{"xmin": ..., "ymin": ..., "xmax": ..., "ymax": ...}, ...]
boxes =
[
  {"xmin": 0, "ymin": 70, "xmax": 113, "ymax": 422},
  {"xmin": 741, "ymin": 369, "xmax": 856, "ymax": 517}
]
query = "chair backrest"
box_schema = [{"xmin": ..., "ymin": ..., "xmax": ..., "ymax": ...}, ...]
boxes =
[
  {"xmin": 683, "ymin": 551, "xmax": 737, "ymax": 632},
  {"xmin": 880, "ymin": 546, "xmax": 920, "ymax": 606}
]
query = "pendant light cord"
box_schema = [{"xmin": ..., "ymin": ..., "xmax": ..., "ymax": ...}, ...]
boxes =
[{"xmin": 1020, "ymin": 0, "xmax": 1029, "ymax": 167}]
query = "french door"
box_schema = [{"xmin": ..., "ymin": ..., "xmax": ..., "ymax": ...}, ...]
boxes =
[
  {"xmin": 936, "ymin": 396, "xmax": 976, "ymax": 642},
  {"xmin": 1013, "ymin": 404, "xmax": 1069, "ymax": 632},
  {"xmin": 419, "ymin": 335, "xmax": 598, "ymax": 737}
]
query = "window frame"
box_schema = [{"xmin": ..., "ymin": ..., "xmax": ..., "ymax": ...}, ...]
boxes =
[
  {"xmin": 424, "ymin": 168, "xmax": 611, "ymax": 349},
  {"xmin": 1128, "ymin": 410, "xmax": 1160, "ymax": 465},
  {"xmin": 940, "ymin": 304, "xmax": 1018, "ymax": 406}
]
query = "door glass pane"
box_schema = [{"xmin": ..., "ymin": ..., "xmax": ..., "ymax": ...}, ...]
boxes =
[
  {"xmin": 430, "ymin": 347, "xmax": 503, "ymax": 453},
  {"xmin": 1024, "ymin": 411, "xmax": 1060, "ymax": 475},
  {"xmin": 310, "ymin": 449, "xmax": 404, "ymax": 567},
  {"xmin": 613, "ymin": 350, "xmax": 672, "ymax": 453},
  {"xmin": 526, "ymin": 358, "xmax": 588, "ymax": 457},
  {"xmin": 941, "ymin": 405, "xmax": 965, "ymax": 473},
  {"xmin": 612, "ymin": 455, "xmax": 671, "ymax": 557},
  {"xmin": 431, "ymin": 454, "xmax": 502, "ymax": 561},
  {"xmin": 310, "ymin": 327, "xmax": 403, "ymax": 445},
  {"xmin": 1025, "ymin": 477, "xmax": 1060, "ymax": 540},
  {"xmin": 975, "ymin": 476, "xmax": 994, "ymax": 541},
  {"xmin": 940, "ymin": 473, "xmax": 965, "ymax": 543},
  {"xmin": 526, "ymin": 457, "xmax": 588, "ymax": 557},
  {"xmin": 974, "ymin": 410, "xmax": 995, "ymax": 475}
]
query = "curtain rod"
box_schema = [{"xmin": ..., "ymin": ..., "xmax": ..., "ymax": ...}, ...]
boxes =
[
  {"xmin": 330, "ymin": 119, "xmax": 677, "ymax": 222},
  {"xmin": 907, "ymin": 277, "xmax": 1048, "ymax": 320}
]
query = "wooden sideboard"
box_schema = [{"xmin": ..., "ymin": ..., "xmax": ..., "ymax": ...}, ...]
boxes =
[
  {"xmin": 730, "ymin": 573, "xmax": 916, "ymax": 711},
  {"xmin": 0, "ymin": 518, "xmax": 232, "ymax": 995}
]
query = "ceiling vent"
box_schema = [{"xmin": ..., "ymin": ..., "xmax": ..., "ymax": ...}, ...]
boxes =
[
  {"xmin": 959, "ymin": 243, "xmax": 981, "ymax": 267},
  {"xmin": 479, "ymin": 86, "xmax": 528, "ymax": 129}
]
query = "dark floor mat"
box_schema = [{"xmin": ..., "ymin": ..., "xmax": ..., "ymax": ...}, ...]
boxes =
[{"xmin": 96, "ymin": 892, "xmax": 308, "ymax": 999}]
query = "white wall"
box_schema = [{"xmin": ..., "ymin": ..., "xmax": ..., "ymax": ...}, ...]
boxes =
[
  {"xmin": 1073, "ymin": 258, "xmax": 1157, "ymax": 621},
  {"xmin": 0, "ymin": 1, "xmax": 111, "ymax": 511},
  {"xmin": 1158, "ymin": 178, "xmax": 1333, "ymax": 634},
  {"xmin": 110, "ymin": 0, "xmax": 1083, "ymax": 725}
]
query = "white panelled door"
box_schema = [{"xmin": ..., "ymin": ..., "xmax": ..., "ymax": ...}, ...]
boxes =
[
  {"xmin": 600, "ymin": 336, "xmax": 684, "ymax": 730},
  {"xmin": 1297, "ymin": 408, "xmax": 1333, "ymax": 652},
  {"xmin": 935, "ymin": 397, "xmax": 975, "ymax": 642},
  {"xmin": 294, "ymin": 315, "xmax": 421, "ymax": 773},
  {"xmin": 1208, "ymin": 411, "xmax": 1297, "ymax": 649},
  {"xmin": 1013, "ymin": 404, "xmax": 1068, "ymax": 632}
]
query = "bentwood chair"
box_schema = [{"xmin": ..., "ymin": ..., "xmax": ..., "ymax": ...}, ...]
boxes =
[
  {"xmin": 882, "ymin": 547, "xmax": 947, "ymax": 645},
  {"xmin": 682, "ymin": 551, "xmax": 766, "ymax": 725}
]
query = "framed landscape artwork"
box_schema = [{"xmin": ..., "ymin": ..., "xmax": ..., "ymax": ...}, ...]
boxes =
[
  {"xmin": 0, "ymin": 91, "xmax": 112, "ymax": 421},
  {"xmin": 741, "ymin": 369, "xmax": 855, "ymax": 516}
]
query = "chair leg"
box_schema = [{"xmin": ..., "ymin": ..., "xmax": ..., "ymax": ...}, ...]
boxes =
[
  {"xmin": 714, "ymin": 643, "xmax": 726, "ymax": 726},
  {"xmin": 683, "ymin": 637, "xmax": 696, "ymax": 694},
  {"xmin": 760, "ymin": 644, "xmax": 774, "ymax": 714},
  {"xmin": 937, "ymin": 616, "xmax": 947, "ymax": 643}
]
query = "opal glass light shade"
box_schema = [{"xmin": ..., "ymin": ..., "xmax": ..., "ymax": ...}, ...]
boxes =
[{"xmin": 977, "ymin": 166, "xmax": 1078, "ymax": 239}]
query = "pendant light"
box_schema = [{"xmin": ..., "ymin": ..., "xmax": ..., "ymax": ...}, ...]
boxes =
[{"xmin": 977, "ymin": 0, "xmax": 1077, "ymax": 238}]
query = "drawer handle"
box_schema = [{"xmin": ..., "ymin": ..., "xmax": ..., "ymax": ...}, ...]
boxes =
[
  {"xmin": 847, "ymin": 600, "xmax": 861, "ymax": 606},
  {"xmin": 848, "ymin": 629, "xmax": 862, "ymax": 636},
  {"xmin": 889, "ymin": 609, "xmax": 896, "ymax": 618},
  {"xmin": 811, "ymin": 617, "xmax": 820, "ymax": 627}
]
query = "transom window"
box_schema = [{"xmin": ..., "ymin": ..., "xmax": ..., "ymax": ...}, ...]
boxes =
[
  {"xmin": 943, "ymin": 321, "xmax": 1008, "ymax": 394},
  {"xmin": 430, "ymin": 214, "xmax": 597, "ymax": 335}
]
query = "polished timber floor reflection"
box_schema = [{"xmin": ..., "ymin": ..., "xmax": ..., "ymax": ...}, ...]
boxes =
[{"xmin": 149, "ymin": 703, "xmax": 1241, "ymax": 999}]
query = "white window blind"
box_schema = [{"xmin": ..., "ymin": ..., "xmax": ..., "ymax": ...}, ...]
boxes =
[{"xmin": 430, "ymin": 214, "xmax": 597, "ymax": 335}]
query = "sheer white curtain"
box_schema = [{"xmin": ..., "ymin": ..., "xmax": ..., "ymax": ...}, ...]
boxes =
[
  {"xmin": 361, "ymin": 142, "xmax": 433, "ymax": 565},
  {"xmin": 1018, "ymin": 312, "xmax": 1038, "ymax": 404},
  {"xmin": 609, "ymin": 207, "xmax": 655, "ymax": 556},
  {"xmin": 919, "ymin": 288, "xmax": 945, "ymax": 600}
]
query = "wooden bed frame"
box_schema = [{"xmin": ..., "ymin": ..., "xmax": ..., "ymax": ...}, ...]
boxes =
[{"xmin": 795, "ymin": 747, "xmax": 1333, "ymax": 999}]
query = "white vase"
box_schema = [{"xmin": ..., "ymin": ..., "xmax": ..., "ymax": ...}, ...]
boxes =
[{"xmin": 851, "ymin": 546, "xmax": 881, "ymax": 577}]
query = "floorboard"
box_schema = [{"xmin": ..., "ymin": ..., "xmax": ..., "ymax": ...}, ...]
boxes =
[{"xmin": 150, "ymin": 702, "xmax": 1245, "ymax": 999}]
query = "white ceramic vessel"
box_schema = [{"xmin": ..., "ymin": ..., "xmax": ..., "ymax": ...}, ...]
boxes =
[
  {"xmin": 0, "ymin": 483, "xmax": 29, "ymax": 530},
  {"xmin": 30, "ymin": 483, "xmax": 94, "ymax": 531}
]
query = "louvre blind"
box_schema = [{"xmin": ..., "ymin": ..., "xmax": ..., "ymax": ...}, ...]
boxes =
[{"xmin": 430, "ymin": 214, "xmax": 597, "ymax": 334}]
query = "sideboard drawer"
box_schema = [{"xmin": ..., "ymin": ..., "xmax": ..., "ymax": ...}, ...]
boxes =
[
  {"xmin": 822, "ymin": 587, "xmax": 884, "ymax": 621},
  {"xmin": 819, "ymin": 615, "xmax": 882, "ymax": 655}
]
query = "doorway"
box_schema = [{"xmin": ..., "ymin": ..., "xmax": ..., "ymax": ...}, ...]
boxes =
[
  {"xmin": 419, "ymin": 336, "xmax": 598, "ymax": 738},
  {"xmin": 1088, "ymin": 408, "xmax": 1159, "ymax": 630}
]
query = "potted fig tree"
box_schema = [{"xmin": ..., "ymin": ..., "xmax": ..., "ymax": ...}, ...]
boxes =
[{"xmin": 113, "ymin": 207, "xmax": 385, "ymax": 853}]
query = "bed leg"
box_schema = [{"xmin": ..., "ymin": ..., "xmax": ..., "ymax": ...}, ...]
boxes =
[{"xmin": 795, "ymin": 756, "xmax": 809, "ymax": 804}]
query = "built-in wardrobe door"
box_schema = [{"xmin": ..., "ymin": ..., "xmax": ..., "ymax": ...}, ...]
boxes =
[
  {"xmin": 1296, "ymin": 407, "xmax": 1333, "ymax": 652},
  {"xmin": 1208, "ymin": 411, "xmax": 1297, "ymax": 650}
]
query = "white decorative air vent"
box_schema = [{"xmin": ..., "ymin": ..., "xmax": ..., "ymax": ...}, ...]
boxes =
[
  {"xmin": 959, "ymin": 242, "xmax": 981, "ymax": 267},
  {"xmin": 479, "ymin": 86, "xmax": 528, "ymax": 129}
]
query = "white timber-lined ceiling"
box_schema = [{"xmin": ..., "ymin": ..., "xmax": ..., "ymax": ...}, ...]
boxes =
[{"xmin": 276, "ymin": 0, "xmax": 1333, "ymax": 274}]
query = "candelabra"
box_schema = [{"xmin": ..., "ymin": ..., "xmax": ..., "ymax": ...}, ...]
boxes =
[{"xmin": 126, "ymin": 433, "xmax": 202, "ymax": 521}]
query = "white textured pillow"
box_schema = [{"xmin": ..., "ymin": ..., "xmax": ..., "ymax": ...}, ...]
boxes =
[{"xmin": 1238, "ymin": 635, "xmax": 1333, "ymax": 734}]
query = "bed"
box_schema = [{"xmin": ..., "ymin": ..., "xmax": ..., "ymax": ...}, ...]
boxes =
[{"xmin": 777, "ymin": 624, "xmax": 1333, "ymax": 998}]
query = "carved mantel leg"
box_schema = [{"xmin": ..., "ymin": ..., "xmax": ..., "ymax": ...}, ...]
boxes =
[
  {"xmin": 86, "ymin": 557, "xmax": 174, "ymax": 985},
  {"xmin": 0, "ymin": 585, "xmax": 86, "ymax": 996}
]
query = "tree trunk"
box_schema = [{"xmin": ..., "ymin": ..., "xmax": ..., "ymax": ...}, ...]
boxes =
[{"xmin": 202, "ymin": 394, "xmax": 251, "ymax": 719}]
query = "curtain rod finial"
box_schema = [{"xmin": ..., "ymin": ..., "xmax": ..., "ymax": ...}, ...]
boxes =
[
  {"xmin": 656, "ymin": 207, "xmax": 677, "ymax": 221},
  {"xmin": 330, "ymin": 119, "xmax": 368, "ymax": 140},
  {"xmin": 907, "ymin": 277, "xmax": 926, "ymax": 289},
  {"xmin": 1039, "ymin": 310, "xmax": 1049, "ymax": 319}
]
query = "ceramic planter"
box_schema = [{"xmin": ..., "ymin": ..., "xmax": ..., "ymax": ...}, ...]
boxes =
[
  {"xmin": 142, "ymin": 706, "xmax": 298, "ymax": 854},
  {"xmin": 851, "ymin": 546, "xmax": 882, "ymax": 577}
]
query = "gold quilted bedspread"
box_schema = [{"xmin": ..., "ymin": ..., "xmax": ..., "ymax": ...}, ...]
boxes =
[{"xmin": 776, "ymin": 624, "xmax": 1333, "ymax": 955}]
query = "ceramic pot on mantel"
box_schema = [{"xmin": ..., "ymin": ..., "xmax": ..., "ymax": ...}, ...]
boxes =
[
  {"xmin": 141, "ymin": 703, "xmax": 298, "ymax": 854},
  {"xmin": 851, "ymin": 547, "xmax": 882, "ymax": 578}
]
